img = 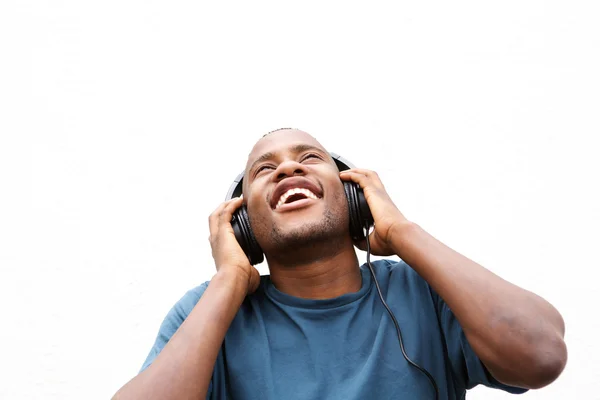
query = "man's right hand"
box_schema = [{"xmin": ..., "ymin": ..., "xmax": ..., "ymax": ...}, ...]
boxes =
[{"xmin": 208, "ymin": 196, "xmax": 261, "ymax": 295}]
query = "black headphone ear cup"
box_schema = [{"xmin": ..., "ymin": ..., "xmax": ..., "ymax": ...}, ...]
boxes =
[
  {"xmin": 343, "ymin": 182, "xmax": 361, "ymax": 240},
  {"xmin": 231, "ymin": 205, "xmax": 264, "ymax": 265},
  {"xmin": 343, "ymin": 181, "xmax": 374, "ymax": 241},
  {"xmin": 356, "ymin": 185, "xmax": 373, "ymax": 234}
]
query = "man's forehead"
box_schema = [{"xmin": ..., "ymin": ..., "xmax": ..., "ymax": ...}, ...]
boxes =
[{"xmin": 245, "ymin": 129, "xmax": 326, "ymax": 170}]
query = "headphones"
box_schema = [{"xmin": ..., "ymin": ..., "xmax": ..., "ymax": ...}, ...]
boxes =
[{"xmin": 224, "ymin": 152, "xmax": 374, "ymax": 265}]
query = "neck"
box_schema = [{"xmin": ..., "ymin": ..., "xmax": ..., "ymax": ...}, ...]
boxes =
[{"xmin": 266, "ymin": 239, "xmax": 361, "ymax": 299}]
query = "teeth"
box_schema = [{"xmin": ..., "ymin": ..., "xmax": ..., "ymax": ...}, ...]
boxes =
[{"xmin": 276, "ymin": 188, "xmax": 318, "ymax": 209}]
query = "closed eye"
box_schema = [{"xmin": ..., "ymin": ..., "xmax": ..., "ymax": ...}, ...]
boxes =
[
  {"xmin": 254, "ymin": 153, "xmax": 321, "ymax": 177},
  {"xmin": 301, "ymin": 153, "xmax": 321, "ymax": 162},
  {"xmin": 255, "ymin": 165, "xmax": 274, "ymax": 175}
]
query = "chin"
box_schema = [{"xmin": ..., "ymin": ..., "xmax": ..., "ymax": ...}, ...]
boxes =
[
  {"xmin": 276, "ymin": 222, "xmax": 327, "ymax": 243},
  {"xmin": 276, "ymin": 214, "xmax": 322, "ymax": 232},
  {"xmin": 269, "ymin": 209, "xmax": 346, "ymax": 249}
]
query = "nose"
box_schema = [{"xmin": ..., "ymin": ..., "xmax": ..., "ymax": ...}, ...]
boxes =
[{"xmin": 273, "ymin": 159, "xmax": 307, "ymax": 181}]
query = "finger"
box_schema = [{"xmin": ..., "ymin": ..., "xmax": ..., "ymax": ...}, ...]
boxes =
[
  {"xmin": 342, "ymin": 167, "xmax": 374, "ymax": 175},
  {"xmin": 209, "ymin": 197, "xmax": 242, "ymax": 237},
  {"xmin": 209, "ymin": 204, "xmax": 225, "ymax": 238},
  {"xmin": 341, "ymin": 168, "xmax": 379, "ymax": 177},
  {"xmin": 341, "ymin": 168, "xmax": 382, "ymax": 182},
  {"xmin": 218, "ymin": 196, "xmax": 244, "ymax": 227},
  {"xmin": 339, "ymin": 169, "xmax": 385, "ymax": 190}
]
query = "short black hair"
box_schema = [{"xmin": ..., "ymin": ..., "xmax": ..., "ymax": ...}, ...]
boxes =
[{"xmin": 262, "ymin": 127, "xmax": 296, "ymax": 138}]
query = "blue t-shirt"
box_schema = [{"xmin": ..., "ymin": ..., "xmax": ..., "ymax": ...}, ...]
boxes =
[{"xmin": 141, "ymin": 259, "xmax": 528, "ymax": 399}]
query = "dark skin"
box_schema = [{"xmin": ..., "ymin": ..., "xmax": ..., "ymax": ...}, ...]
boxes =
[
  {"xmin": 112, "ymin": 129, "xmax": 567, "ymax": 399},
  {"xmin": 242, "ymin": 134, "xmax": 362, "ymax": 299}
]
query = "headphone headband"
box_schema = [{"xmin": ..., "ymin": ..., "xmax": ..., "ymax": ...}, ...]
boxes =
[{"xmin": 225, "ymin": 152, "xmax": 355, "ymax": 200}]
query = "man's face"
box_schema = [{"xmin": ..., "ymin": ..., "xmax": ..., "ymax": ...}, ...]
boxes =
[{"xmin": 243, "ymin": 129, "xmax": 349, "ymax": 256}]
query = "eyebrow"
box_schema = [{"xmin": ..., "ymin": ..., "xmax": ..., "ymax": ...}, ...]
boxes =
[{"xmin": 248, "ymin": 144, "xmax": 326, "ymax": 177}]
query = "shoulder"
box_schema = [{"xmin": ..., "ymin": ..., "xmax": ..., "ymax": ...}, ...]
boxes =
[
  {"xmin": 366, "ymin": 258, "xmax": 434, "ymax": 300},
  {"xmin": 138, "ymin": 281, "xmax": 211, "ymax": 373},
  {"xmin": 368, "ymin": 258, "xmax": 428, "ymax": 285},
  {"xmin": 367, "ymin": 257, "xmax": 415, "ymax": 273},
  {"xmin": 187, "ymin": 281, "xmax": 210, "ymax": 300}
]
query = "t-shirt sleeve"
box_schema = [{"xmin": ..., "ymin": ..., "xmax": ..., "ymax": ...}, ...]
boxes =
[
  {"xmin": 138, "ymin": 282, "xmax": 211, "ymax": 395},
  {"xmin": 429, "ymin": 288, "xmax": 528, "ymax": 395}
]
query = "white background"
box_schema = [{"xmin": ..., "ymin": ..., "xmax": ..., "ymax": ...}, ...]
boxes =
[{"xmin": 1, "ymin": 1, "xmax": 598, "ymax": 399}]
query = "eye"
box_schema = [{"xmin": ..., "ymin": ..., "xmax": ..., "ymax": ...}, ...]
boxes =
[
  {"xmin": 301, "ymin": 153, "xmax": 321, "ymax": 162},
  {"xmin": 255, "ymin": 164, "xmax": 274, "ymax": 175}
]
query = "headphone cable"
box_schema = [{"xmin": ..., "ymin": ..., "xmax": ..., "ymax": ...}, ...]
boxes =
[{"xmin": 364, "ymin": 232, "xmax": 440, "ymax": 400}]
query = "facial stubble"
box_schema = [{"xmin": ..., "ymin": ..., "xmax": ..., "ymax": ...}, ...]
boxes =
[{"xmin": 250, "ymin": 191, "xmax": 349, "ymax": 261}]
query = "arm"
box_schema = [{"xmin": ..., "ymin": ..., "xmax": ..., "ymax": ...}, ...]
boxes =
[
  {"xmin": 112, "ymin": 196, "xmax": 260, "ymax": 400},
  {"xmin": 389, "ymin": 221, "xmax": 567, "ymax": 389},
  {"xmin": 113, "ymin": 271, "xmax": 247, "ymax": 399},
  {"xmin": 339, "ymin": 169, "xmax": 567, "ymax": 390}
]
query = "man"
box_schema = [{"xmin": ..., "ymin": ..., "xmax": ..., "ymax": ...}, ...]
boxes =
[{"xmin": 113, "ymin": 129, "xmax": 567, "ymax": 399}]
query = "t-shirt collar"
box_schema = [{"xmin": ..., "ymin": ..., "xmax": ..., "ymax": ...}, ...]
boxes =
[{"xmin": 263, "ymin": 265, "xmax": 372, "ymax": 309}]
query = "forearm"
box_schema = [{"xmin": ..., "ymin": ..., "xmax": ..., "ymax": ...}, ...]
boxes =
[
  {"xmin": 391, "ymin": 222, "xmax": 567, "ymax": 388},
  {"xmin": 113, "ymin": 270, "xmax": 247, "ymax": 400}
]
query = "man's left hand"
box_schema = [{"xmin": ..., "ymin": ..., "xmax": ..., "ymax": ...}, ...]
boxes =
[{"xmin": 339, "ymin": 169, "xmax": 411, "ymax": 256}]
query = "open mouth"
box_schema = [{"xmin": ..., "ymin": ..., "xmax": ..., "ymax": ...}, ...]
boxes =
[{"xmin": 275, "ymin": 188, "xmax": 320, "ymax": 210}]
